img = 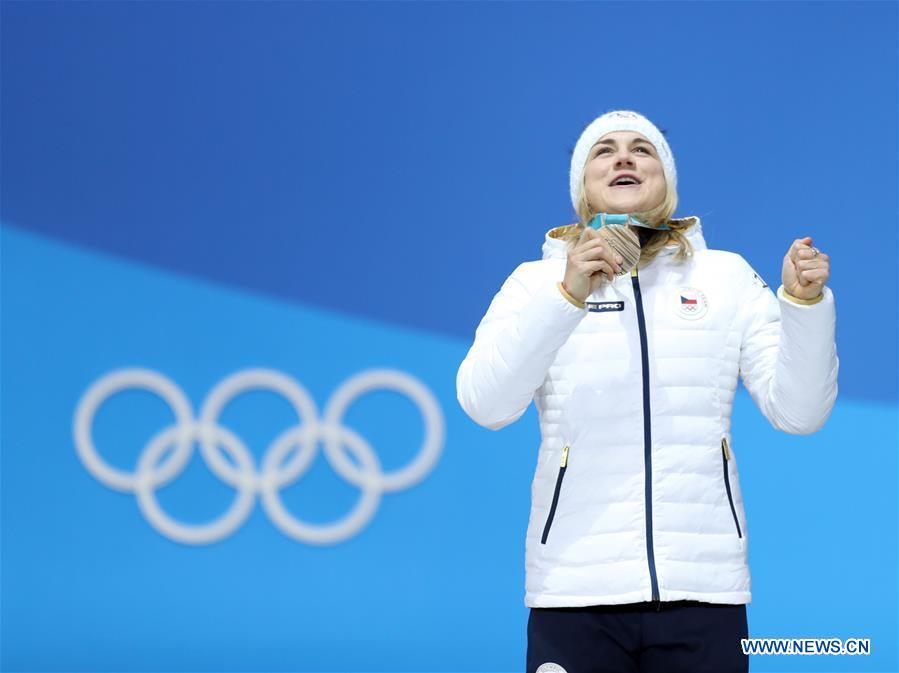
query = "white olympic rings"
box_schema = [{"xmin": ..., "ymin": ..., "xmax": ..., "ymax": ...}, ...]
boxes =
[{"xmin": 73, "ymin": 367, "xmax": 444, "ymax": 545}]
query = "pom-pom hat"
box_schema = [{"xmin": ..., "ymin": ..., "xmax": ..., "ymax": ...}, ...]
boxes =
[{"xmin": 569, "ymin": 109, "xmax": 677, "ymax": 212}]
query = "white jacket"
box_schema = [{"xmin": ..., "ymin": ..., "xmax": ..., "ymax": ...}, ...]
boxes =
[{"xmin": 456, "ymin": 217, "xmax": 838, "ymax": 608}]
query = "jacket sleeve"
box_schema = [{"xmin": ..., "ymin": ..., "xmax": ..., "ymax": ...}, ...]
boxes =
[
  {"xmin": 737, "ymin": 257, "xmax": 839, "ymax": 434},
  {"xmin": 456, "ymin": 263, "xmax": 588, "ymax": 430}
]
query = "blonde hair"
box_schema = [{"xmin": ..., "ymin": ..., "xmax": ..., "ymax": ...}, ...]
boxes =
[{"xmin": 559, "ymin": 167, "xmax": 695, "ymax": 265}]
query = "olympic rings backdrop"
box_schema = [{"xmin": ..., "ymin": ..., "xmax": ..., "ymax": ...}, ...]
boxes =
[{"xmin": 1, "ymin": 2, "xmax": 896, "ymax": 672}]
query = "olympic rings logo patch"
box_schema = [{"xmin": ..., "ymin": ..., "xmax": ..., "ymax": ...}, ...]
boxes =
[
  {"xmin": 672, "ymin": 286, "xmax": 709, "ymax": 320},
  {"xmin": 73, "ymin": 367, "xmax": 444, "ymax": 546}
]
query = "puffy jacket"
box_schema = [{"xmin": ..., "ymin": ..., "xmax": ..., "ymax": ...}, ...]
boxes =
[{"xmin": 456, "ymin": 217, "xmax": 838, "ymax": 608}]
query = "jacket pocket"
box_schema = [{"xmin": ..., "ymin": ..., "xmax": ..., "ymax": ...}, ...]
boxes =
[
  {"xmin": 721, "ymin": 437, "xmax": 743, "ymax": 538},
  {"xmin": 541, "ymin": 445, "xmax": 569, "ymax": 544}
]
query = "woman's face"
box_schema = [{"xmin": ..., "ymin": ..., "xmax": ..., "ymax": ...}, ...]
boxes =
[{"xmin": 583, "ymin": 131, "xmax": 667, "ymax": 214}]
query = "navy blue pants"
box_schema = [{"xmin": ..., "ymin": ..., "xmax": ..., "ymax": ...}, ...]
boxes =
[{"xmin": 527, "ymin": 600, "xmax": 749, "ymax": 672}]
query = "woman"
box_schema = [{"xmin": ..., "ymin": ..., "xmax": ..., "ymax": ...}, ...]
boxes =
[{"xmin": 455, "ymin": 110, "xmax": 838, "ymax": 673}]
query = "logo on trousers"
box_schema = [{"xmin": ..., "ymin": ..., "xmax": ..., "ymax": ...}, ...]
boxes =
[
  {"xmin": 536, "ymin": 664, "xmax": 567, "ymax": 673},
  {"xmin": 74, "ymin": 367, "xmax": 444, "ymax": 546}
]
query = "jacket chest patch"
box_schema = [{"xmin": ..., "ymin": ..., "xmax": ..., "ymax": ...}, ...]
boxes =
[
  {"xmin": 672, "ymin": 286, "xmax": 709, "ymax": 320},
  {"xmin": 586, "ymin": 300, "xmax": 624, "ymax": 313}
]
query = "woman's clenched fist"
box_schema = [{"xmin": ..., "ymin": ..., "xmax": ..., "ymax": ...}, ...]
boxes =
[
  {"xmin": 562, "ymin": 226, "xmax": 624, "ymax": 303},
  {"xmin": 782, "ymin": 236, "xmax": 829, "ymax": 301}
]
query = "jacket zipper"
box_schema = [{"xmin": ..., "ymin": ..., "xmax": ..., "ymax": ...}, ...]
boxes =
[
  {"xmin": 541, "ymin": 445, "xmax": 569, "ymax": 544},
  {"xmin": 631, "ymin": 267, "xmax": 660, "ymax": 603},
  {"xmin": 721, "ymin": 437, "xmax": 743, "ymax": 538}
]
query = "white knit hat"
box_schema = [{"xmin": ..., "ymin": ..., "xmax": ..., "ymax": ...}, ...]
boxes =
[{"xmin": 569, "ymin": 109, "xmax": 677, "ymax": 212}]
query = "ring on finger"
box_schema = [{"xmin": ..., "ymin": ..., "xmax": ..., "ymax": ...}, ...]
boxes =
[{"xmin": 811, "ymin": 246, "xmax": 820, "ymax": 258}]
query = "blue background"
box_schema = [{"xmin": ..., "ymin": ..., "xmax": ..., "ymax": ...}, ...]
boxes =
[{"xmin": 1, "ymin": 1, "xmax": 896, "ymax": 671}]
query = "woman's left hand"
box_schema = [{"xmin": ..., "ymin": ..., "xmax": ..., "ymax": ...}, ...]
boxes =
[{"xmin": 782, "ymin": 236, "xmax": 829, "ymax": 300}]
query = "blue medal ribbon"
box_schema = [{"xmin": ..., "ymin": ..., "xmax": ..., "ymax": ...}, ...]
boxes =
[{"xmin": 588, "ymin": 213, "xmax": 671, "ymax": 231}]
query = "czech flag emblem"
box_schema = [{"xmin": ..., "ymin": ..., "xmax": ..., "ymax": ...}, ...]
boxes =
[{"xmin": 674, "ymin": 287, "xmax": 708, "ymax": 320}]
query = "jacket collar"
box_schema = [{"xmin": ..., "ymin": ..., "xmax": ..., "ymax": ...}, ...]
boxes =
[{"xmin": 541, "ymin": 215, "xmax": 707, "ymax": 261}]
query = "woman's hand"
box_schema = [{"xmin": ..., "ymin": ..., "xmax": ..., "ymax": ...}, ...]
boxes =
[
  {"xmin": 562, "ymin": 226, "xmax": 624, "ymax": 303},
  {"xmin": 782, "ymin": 236, "xmax": 829, "ymax": 300}
]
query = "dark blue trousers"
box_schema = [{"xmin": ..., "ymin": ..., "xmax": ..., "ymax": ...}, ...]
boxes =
[{"xmin": 527, "ymin": 600, "xmax": 749, "ymax": 673}]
